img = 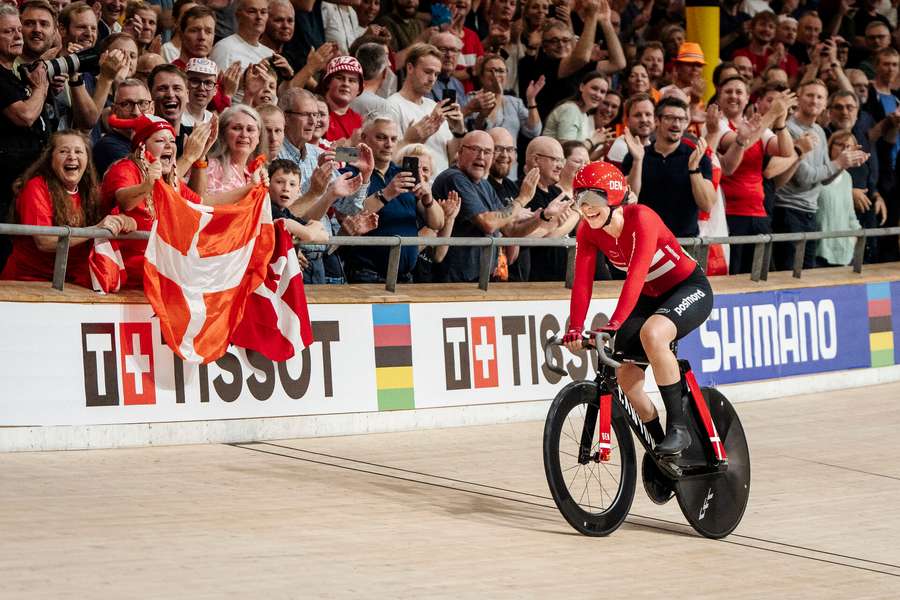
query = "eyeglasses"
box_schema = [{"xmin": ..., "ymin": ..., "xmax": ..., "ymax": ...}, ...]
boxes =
[
  {"xmin": 435, "ymin": 46, "xmax": 460, "ymax": 54},
  {"xmin": 494, "ymin": 145, "xmax": 516, "ymax": 155},
  {"xmin": 115, "ymin": 99, "xmax": 152, "ymax": 111},
  {"xmin": 830, "ymin": 103, "xmax": 857, "ymax": 112},
  {"xmin": 659, "ymin": 114, "xmax": 689, "ymax": 124},
  {"xmin": 535, "ymin": 153, "xmax": 565, "ymax": 166},
  {"xmin": 543, "ymin": 36, "xmax": 574, "ymax": 46},
  {"xmin": 285, "ymin": 110, "xmax": 318, "ymax": 119},
  {"xmin": 484, "ymin": 67, "xmax": 507, "ymax": 75},
  {"xmin": 187, "ymin": 77, "xmax": 216, "ymax": 90},
  {"xmin": 462, "ymin": 145, "xmax": 494, "ymax": 157}
]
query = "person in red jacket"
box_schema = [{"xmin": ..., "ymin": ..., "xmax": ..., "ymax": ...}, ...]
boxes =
[{"xmin": 562, "ymin": 161, "xmax": 713, "ymax": 457}]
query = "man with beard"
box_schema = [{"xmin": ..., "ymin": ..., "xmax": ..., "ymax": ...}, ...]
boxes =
[
  {"xmin": 605, "ymin": 93, "xmax": 654, "ymax": 170},
  {"xmin": 487, "ymin": 127, "xmax": 528, "ymax": 280},
  {"xmin": 95, "ymin": 0, "xmax": 125, "ymax": 42},
  {"xmin": 93, "ymin": 78, "xmax": 153, "ymax": 176},
  {"xmin": 773, "ymin": 80, "xmax": 869, "ymax": 270},
  {"xmin": 148, "ymin": 64, "xmax": 193, "ymax": 154},
  {"xmin": 622, "ymin": 97, "xmax": 716, "ymax": 239},
  {"xmin": 733, "ymin": 11, "xmax": 800, "ymax": 79},
  {"xmin": 343, "ymin": 113, "xmax": 443, "ymax": 283},
  {"xmin": 638, "ymin": 42, "xmax": 665, "ymax": 92},
  {"xmin": 523, "ymin": 136, "xmax": 580, "ymax": 281},
  {"xmin": 17, "ymin": 1, "xmax": 64, "ymax": 132},
  {"xmin": 376, "ymin": 0, "xmax": 421, "ymax": 54},
  {"xmin": 0, "ymin": 4, "xmax": 50, "ymax": 269},
  {"xmin": 261, "ymin": 0, "xmax": 293, "ymax": 56},
  {"xmin": 432, "ymin": 130, "xmax": 562, "ymax": 282},
  {"xmin": 58, "ymin": 2, "xmax": 97, "ymax": 53},
  {"xmin": 824, "ymin": 89, "xmax": 886, "ymax": 263},
  {"xmin": 386, "ymin": 43, "xmax": 466, "ymax": 175},
  {"xmin": 210, "ymin": 0, "xmax": 273, "ymax": 73}
]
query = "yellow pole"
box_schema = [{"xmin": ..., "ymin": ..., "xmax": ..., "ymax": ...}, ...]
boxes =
[{"xmin": 685, "ymin": 0, "xmax": 719, "ymax": 104}]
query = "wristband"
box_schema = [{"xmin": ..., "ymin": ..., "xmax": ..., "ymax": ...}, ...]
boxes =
[
  {"xmin": 772, "ymin": 125, "xmax": 785, "ymax": 132},
  {"xmin": 192, "ymin": 159, "xmax": 208, "ymax": 169},
  {"xmin": 735, "ymin": 137, "xmax": 748, "ymax": 148},
  {"xmin": 688, "ymin": 168, "xmax": 701, "ymax": 175},
  {"xmin": 452, "ymin": 130, "xmax": 465, "ymax": 138},
  {"xmin": 422, "ymin": 200, "xmax": 434, "ymax": 207},
  {"xmin": 539, "ymin": 208, "xmax": 552, "ymax": 222},
  {"xmin": 527, "ymin": 104, "xmax": 538, "ymax": 109},
  {"xmin": 69, "ymin": 76, "xmax": 85, "ymax": 87},
  {"xmin": 375, "ymin": 190, "xmax": 388, "ymax": 205}
]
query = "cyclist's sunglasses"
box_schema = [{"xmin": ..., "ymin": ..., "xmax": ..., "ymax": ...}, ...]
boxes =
[{"xmin": 575, "ymin": 188, "xmax": 609, "ymax": 211}]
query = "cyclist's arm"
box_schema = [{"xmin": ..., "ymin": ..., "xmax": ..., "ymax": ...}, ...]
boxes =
[
  {"xmin": 607, "ymin": 216, "xmax": 658, "ymax": 327},
  {"xmin": 568, "ymin": 223, "xmax": 598, "ymax": 332}
]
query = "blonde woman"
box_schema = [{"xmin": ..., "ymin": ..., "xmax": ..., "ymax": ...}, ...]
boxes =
[{"xmin": 206, "ymin": 104, "xmax": 269, "ymax": 194}]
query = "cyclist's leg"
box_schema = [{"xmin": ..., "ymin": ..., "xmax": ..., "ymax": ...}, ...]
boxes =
[
  {"xmin": 644, "ymin": 268, "xmax": 714, "ymax": 455},
  {"xmin": 614, "ymin": 302, "xmax": 665, "ymax": 444}
]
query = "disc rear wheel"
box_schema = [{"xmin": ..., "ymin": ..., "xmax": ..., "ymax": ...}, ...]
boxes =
[{"xmin": 674, "ymin": 388, "xmax": 751, "ymax": 539}]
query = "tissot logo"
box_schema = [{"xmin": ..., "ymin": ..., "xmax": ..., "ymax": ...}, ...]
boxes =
[
  {"xmin": 82, "ymin": 322, "xmax": 156, "ymax": 407},
  {"xmin": 443, "ymin": 316, "xmax": 500, "ymax": 390}
]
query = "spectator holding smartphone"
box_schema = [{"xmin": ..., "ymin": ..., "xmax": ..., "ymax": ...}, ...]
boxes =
[{"xmin": 342, "ymin": 113, "xmax": 444, "ymax": 283}]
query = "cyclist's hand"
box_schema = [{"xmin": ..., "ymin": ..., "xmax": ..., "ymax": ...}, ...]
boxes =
[
  {"xmin": 599, "ymin": 321, "xmax": 620, "ymax": 334},
  {"xmin": 562, "ymin": 328, "xmax": 583, "ymax": 352}
]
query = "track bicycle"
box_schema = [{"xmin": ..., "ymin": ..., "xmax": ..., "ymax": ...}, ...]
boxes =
[{"xmin": 542, "ymin": 331, "xmax": 751, "ymax": 539}]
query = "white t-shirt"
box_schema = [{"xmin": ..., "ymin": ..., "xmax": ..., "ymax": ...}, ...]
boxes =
[
  {"xmin": 161, "ymin": 41, "xmax": 180, "ymax": 63},
  {"xmin": 182, "ymin": 109, "xmax": 213, "ymax": 128},
  {"xmin": 386, "ymin": 93, "xmax": 454, "ymax": 175},
  {"xmin": 210, "ymin": 34, "xmax": 273, "ymax": 74}
]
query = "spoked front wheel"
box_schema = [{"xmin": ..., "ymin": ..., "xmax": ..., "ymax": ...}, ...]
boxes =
[
  {"xmin": 674, "ymin": 388, "xmax": 751, "ymax": 539},
  {"xmin": 543, "ymin": 381, "xmax": 637, "ymax": 536}
]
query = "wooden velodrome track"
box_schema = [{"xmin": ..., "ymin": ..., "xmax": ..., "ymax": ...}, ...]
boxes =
[
  {"xmin": 1, "ymin": 266, "xmax": 899, "ymax": 597},
  {"xmin": 0, "ymin": 382, "xmax": 898, "ymax": 597}
]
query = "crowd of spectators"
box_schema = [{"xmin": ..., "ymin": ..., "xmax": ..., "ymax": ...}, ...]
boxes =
[{"xmin": 0, "ymin": 0, "xmax": 898, "ymax": 287}]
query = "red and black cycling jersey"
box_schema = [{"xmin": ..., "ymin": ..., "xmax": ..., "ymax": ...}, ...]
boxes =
[{"xmin": 569, "ymin": 204, "xmax": 698, "ymax": 331}]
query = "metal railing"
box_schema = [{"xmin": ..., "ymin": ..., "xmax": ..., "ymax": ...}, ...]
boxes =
[{"xmin": 1, "ymin": 223, "xmax": 898, "ymax": 292}]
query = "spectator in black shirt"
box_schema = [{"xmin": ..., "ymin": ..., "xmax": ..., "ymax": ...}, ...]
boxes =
[
  {"xmin": 94, "ymin": 79, "xmax": 154, "ymax": 177},
  {"xmin": 0, "ymin": 5, "xmax": 50, "ymax": 269},
  {"xmin": 517, "ymin": 0, "xmax": 624, "ymax": 122},
  {"xmin": 487, "ymin": 127, "xmax": 527, "ymax": 280},
  {"xmin": 621, "ymin": 96, "xmax": 716, "ymax": 238}
]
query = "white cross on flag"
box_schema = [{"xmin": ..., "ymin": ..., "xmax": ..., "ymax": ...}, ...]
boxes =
[{"xmin": 143, "ymin": 179, "xmax": 276, "ymax": 364}]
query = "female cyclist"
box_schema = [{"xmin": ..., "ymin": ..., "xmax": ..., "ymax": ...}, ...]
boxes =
[{"xmin": 562, "ymin": 161, "xmax": 714, "ymax": 457}]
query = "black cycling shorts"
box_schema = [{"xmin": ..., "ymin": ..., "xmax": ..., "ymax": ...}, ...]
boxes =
[{"xmin": 613, "ymin": 265, "xmax": 713, "ymax": 359}]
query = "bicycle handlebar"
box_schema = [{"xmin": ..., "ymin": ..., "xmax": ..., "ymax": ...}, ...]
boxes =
[{"xmin": 545, "ymin": 331, "xmax": 623, "ymax": 378}]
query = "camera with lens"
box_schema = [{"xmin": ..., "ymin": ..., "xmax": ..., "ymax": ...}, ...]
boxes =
[{"xmin": 17, "ymin": 48, "xmax": 101, "ymax": 80}]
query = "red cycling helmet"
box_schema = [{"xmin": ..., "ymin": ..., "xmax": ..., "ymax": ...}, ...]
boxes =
[{"xmin": 573, "ymin": 161, "xmax": 629, "ymax": 208}]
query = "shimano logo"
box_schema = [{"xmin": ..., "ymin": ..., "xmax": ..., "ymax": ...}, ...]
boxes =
[
  {"xmin": 673, "ymin": 290, "xmax": 707, "ymax": 317},
  {"xmin": 699, "ymin": 300, "xmax": 838, "ymax": 372}
]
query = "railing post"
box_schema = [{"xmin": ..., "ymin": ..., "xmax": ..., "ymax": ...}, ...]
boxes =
[
  {"xmin": 477, "ymin": 241, "xmax": 493, "ymax": 291},
  {"xmin": 51, "ymin": 227, "xmax": 72, "ymax": 291},
  {"xmin": 761, "ymin": 241, "xmax": 772, "ymax": 281},
  {"xmin": 792, "ymin": 239, "xmax": 806, "ymax": 279},
  {"xmin": 696, "ymin": 242, "xmax": 709, "ymax": 272},
  {"xmin": 750, "ymin": 241, "xmax": 765, "ymax": 282},
  {"xmin": 565, "ymin": 245, "xmax": 576, "ymax": 289},
  {"xmin": 851, "ymin": 233, "xmax": 866, "ymax": 274},
  {"xmin": 384, "ymin": 238, "xmax": 402, "ymax": 292}
]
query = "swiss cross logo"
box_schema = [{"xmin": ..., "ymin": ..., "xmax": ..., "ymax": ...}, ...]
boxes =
[
  {"xmin": 82, "ymin": 323, "xmax": 156, "ymax": 407},
  {"xmin": 470, "ymin": 317, "xmax": 498, "ymax": 388},
  {"xmin": 442, "ymin": 317, "xmax": 499, "ymax": 390}
]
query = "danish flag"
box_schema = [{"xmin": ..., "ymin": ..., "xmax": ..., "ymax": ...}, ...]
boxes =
[
  {"xmin": 143, "ymin": 179, "xmax": 275, "ymax": 364},
  {"xmin": 89, "ymin": 237, "xmax": 127, "ymax": 294}
]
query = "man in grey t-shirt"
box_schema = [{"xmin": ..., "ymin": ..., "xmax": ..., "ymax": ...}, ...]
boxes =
[{"xmin": 773, "ymin": 80, "xmax": 867, "ymax": 270}]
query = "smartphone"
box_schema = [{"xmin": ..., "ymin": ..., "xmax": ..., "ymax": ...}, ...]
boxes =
[
  {"xmin": 442, "ymin": 88, "xmax": 457, "ymax": 105},
  {"xmin": 401, "ymin": 156, "xmax": 420, "ymax": 185},
  {"xmin": 334, "ymin": 147, "xmax": 359, "ymax": 163},
  {"xmin": 548, "ymin": 3, "xmax": 557, "ymax": 18}
]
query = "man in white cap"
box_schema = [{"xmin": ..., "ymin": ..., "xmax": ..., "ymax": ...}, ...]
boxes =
[{"xmin": 183, "ymin": 58, "xmax": 217, "ymax": 128}]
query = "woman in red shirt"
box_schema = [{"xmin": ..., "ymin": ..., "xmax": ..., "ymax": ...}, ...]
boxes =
[
  {"xmin": 562, "ymin": 162, "xmax": 714, "ymax": 457},
  {"xmin": 101, "ymin": 114, "xmax": 267, "ymax": 286},
  {"xmin": 1, "ymin": 132, "xmax": 136, "ymax": 286}
]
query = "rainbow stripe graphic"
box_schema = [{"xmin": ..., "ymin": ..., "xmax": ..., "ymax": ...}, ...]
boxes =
[
  {"xmin": 372, "ymin": 304, "xmax": 415, "ymax": 410},
  {"xmin": 867, "ymin": 283, "xmax": 894, "ymax": 367}
]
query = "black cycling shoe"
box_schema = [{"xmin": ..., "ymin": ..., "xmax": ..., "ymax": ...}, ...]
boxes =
[
  {"xmin": 642, "ymin": 453, "xmax": 674, "ymax": 505},
  {"xmin": 654, "ymin": 424, "xmax": 692, "ymax": 457}
]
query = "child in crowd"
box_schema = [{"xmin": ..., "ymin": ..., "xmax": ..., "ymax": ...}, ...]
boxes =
[{"xmin": 268, "ymin": 159, "xmax": 329, "ymax": 244}]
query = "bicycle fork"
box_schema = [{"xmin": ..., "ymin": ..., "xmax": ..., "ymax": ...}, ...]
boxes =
[
  {"xmin": 578, "ymin": 388, "xmax": 613, "ymax": 464},
  {"xmin": 682, "ymin": 363, "xmax": 728, "ymax": 464}
]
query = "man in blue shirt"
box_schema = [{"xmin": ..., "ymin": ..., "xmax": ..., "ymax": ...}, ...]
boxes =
[
  {"xmin": 431, "ymin": 130, "xmax": 562, "ymax": 282},
  {"xmin": 344, "ymin": 114, "xmax": 445, "ymax": 283}
]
